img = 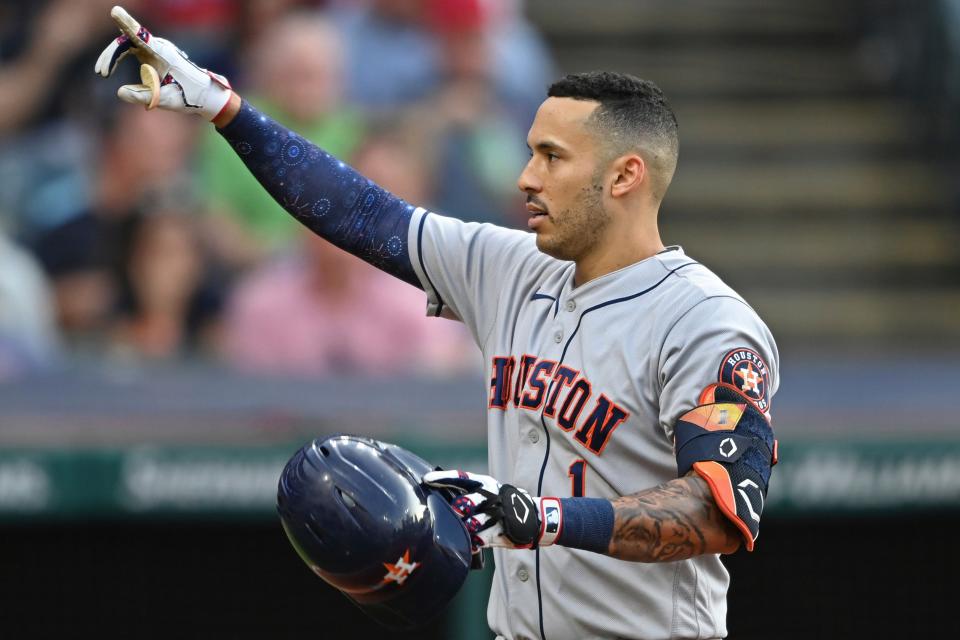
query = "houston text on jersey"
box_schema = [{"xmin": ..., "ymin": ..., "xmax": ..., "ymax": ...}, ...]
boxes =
[{"xmin": 489, "ymin": 354, "xmax": 630, "ymax": 455}]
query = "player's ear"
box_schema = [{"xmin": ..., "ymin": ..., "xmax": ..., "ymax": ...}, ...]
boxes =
[{"xmin": 610, "ymin": 153, "xmax": 646, "ymax": 199}]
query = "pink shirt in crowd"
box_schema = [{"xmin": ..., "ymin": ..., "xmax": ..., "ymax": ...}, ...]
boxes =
[{"xmin": 224, "ymin": 257, "xmax": 475, "ymax": 377}]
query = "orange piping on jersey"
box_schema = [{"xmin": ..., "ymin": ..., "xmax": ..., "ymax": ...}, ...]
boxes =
[{"xmin": 693, "ymin": 461, "xmax": 755, "ymax": 552}]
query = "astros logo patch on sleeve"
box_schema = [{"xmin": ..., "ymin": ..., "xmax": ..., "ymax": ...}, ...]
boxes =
[{"xmin": 718, "ymin": 348, "xmax": 770, "ymax": 411}]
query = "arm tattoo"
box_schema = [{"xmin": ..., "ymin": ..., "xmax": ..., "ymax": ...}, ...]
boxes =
[{"xmin": 608, "ymin": 474, "xmax": 741, "ymax": 562}]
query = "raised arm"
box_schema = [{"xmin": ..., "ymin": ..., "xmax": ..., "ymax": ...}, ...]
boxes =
[
  {"xmin": 212, "ymin": 97, "xmax": 419, "ymax": 285},
  {"xmin": 95, "ymin": 7, "xmax": 420, "ymax": 287}
]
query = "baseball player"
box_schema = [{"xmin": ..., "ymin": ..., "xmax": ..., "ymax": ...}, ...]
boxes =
[{"xmin": 97, "ymin": 7, "xmax": 779, "ymax": 640}]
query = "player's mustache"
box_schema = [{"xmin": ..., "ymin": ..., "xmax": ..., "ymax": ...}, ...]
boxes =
[{"xmin": 526, "ymin": 195, "xmax": 549, "ymax": 214}]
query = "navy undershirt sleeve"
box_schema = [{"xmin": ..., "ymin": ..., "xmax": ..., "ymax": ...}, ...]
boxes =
[{"xmin": 216, "ymin": 100, "xmax": 420, "ymax": 287}]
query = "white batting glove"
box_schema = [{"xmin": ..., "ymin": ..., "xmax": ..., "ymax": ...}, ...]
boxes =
[
  {"xmin": 94, "ymin": 6, "xmax": 232, "ymax": 120},
  {"xmin": 423, "ymin": 470, "xmax": 563, "ymax": 551}
]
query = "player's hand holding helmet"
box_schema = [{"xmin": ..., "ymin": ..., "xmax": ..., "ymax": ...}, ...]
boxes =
[
  {"xmin": 95, "ymin": 6, "xmax": 232, "ymax": 120},
  {"xmin": 423, "ymin": 470, "xmax": 563, "ymax": 551}
]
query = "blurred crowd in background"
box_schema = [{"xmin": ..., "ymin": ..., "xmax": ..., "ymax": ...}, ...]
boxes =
[
  {"xmin": 0, "ymin": 0, "xmax": 558, "ymax": 380},
  {"xmin": 1, "ymin": 0, "xmax": 958, "ymax": 383}
]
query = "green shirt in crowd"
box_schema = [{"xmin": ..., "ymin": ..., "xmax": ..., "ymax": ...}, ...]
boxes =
[{"xmin": 199, "ymin": 97, "xmax": 365, "ymax": 252}]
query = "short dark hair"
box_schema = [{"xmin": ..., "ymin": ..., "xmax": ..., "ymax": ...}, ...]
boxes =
[{"xmin": 548, "ymin": 71, "xmax": 679, "ymax": 200}]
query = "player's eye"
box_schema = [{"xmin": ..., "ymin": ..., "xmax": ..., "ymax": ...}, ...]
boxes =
[{"xmin": 547, "ymin": 153, "xmax": 559, "ymax": 163}]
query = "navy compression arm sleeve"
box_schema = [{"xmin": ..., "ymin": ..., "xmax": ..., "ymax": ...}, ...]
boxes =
[{"xmin": 216, "ymin": 101, "xmax": 419, "ymax": 287}]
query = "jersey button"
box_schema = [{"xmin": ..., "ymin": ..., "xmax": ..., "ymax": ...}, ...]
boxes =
[
  {"xmin": 517, "ymin": 567, "xmax": 529, "ymax": 582},
  {"xmin": 529, "ymin": 430, "xmax": 540, "ymax": 444},
  {"xmin": 553, "ymin": 331, "xmax": 563, "ymax": 343},
  {"xmin": 565, "ymin": 300, "xmax": 576, "ymax": 312}
]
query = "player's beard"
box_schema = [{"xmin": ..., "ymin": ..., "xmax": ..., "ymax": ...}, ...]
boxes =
[{"xmin": 534, "ymin": 177, "xmax": 610, "ymax": 263}]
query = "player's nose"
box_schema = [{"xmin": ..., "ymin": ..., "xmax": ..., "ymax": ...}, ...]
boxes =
[{"xmin": 517, "ymin": 159, "xmax": 542, "ymax": 194}]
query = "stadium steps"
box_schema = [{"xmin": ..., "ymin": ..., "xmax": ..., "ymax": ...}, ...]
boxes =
[
  {"xmin": 527, "ymin": 0, "xmax": 856, "ymax": 40},
  {"xmin": 527, "ymin": 0, "xmax": 959, "ymax": 348},
  {"xmin": 669, "ymin": 217, "xmax": 960, "ymax": 284},
  {"xmin": 749, "ymin": 289, "xmax": 960, "ymax": 346},
  {"xmin": 675, "ymin": 99, "xmax": 915, "ymax": 150},
  {"xmin": 546, "ymin": 45, "xmax": 873, "ymax": 99},
  {"xmin": 668, "ymin": 158, "xmax": 947, "ymax": 213}
]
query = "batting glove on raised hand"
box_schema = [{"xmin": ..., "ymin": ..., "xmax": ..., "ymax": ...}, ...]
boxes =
[
  {"xmin": 423, "ymin": 470, "xmax": 563, "ymax": 552},
  {"xmin": 94, "ymin": 6, "xmax": 232, "ymax": 120}
]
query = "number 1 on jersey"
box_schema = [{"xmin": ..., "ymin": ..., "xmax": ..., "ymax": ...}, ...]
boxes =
[{"xmin": 568, "ymin": 459, "xmax": 586, "ymax": 497}]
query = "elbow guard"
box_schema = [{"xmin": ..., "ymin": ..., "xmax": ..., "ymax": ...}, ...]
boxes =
[{"xmin": 673, "ymin": 383, "xmax": 778, "ymax": 551}]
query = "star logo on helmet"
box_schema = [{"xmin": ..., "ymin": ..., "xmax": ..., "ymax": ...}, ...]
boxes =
[{"xmin": 382, "ymin": 549, "xmax": 419, "ymax": 586}]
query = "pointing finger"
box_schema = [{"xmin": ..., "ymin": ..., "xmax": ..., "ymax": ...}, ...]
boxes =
[{"xmin": 110, "ymin": 6, "xmax": 147, "ymax": 46}]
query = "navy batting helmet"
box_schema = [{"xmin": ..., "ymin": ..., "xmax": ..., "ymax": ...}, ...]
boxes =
[{"xmin": 277, "ymin": 435, "xmax": 473, "ymax": 630}]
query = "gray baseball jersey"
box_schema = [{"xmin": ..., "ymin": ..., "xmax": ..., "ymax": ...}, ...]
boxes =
[{"xmin": 408, "ymin": 208, "xmax": 779, "ymax": 640}]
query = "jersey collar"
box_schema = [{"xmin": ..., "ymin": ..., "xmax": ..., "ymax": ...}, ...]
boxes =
[{"xmin": 563, "ymin": 246, "xmax": 688, "ymax": 303}]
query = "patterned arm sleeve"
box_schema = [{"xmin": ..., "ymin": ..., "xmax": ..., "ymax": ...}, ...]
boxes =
[{"xmin": 216, "ymin": 100, "xmax": 419, "ymax": 287}]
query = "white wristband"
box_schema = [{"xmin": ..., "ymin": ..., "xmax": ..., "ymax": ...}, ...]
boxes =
[{"xmin": 537, "ymin": 497, "xmax": 563, "ymax": 546}]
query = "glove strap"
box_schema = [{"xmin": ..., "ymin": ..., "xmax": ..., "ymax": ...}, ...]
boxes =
[{"xmin": 497, "ymin": 484, "xmax": 540, "ymax": 548}]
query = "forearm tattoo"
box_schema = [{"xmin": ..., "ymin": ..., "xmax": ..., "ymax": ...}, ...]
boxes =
[
  {"xmin": 608, "ymin": 474, "xmax": 741, "ymax": 562},
  {"xmin": 217, "ymin": 101, "xmax": 420, "ymax": 287}
]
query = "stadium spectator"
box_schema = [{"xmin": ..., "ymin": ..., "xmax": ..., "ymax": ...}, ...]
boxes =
[
  {"xmin": 412, "ymin": 0, "xmax": 528, "ymax": 225},
  {"xmin": 0, "ymin": 226, "xmax": 60, "ymax": 379},
  {"xmin": 240, "ymin": 0, "xmax": 331, "ymax": 43},
  {"xmin": 109, "ymin": 203, "xmax": 223, "ymax": 362},
  {"xmin": 0, "ymin": 0, "xmax": 123, "ymax": 134},
  {"xmin": 197, "ymin": 11, "xmax": 364, "ymax": 261},
  {"xmin": 0, "ymin": 0, "xmax": 139, "ymax": 238},
  {"xmin": 327, "ymin": 0, "xmax": 437, "ymax": 110},
  {"xmin": 329, "ymin": 0, "xmax": 554, "ymax": 123},
  {"xmin": 222, "ymin": 131, "xmax": 474, "ymax": 377},
  {"xmin": 31, "ymin": 105, "xmax": 201, "ymax": 351},
  {"xmin": 137, "ymin": 0, "xmax": 242, "ymax": 78},
  {"xmin": 482, "ymin": 0, "xmax": 558, "ymax": 128}
]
